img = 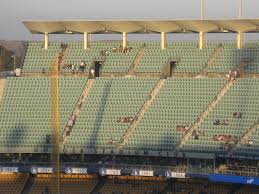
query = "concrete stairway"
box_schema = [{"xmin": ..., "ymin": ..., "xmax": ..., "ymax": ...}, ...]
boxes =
[
  {"xmin": 178, "ymin": 79, "xmax": 236, "ymax": 148},
  {"xmin": 127, "ymin": 46, "xmax": 146, "ymax": 75},
  {"xmin": 0, "ymin": 79, "xmax": 6, "ymax": 103},
  {"xmin": 60, "ymin": 79, "xmax": 94, "ymax": 143},
  {"xmin": 21, "ymin": 175, "xmax": 34, "ymax": 194},
  {"xmin": 229, "ymin": 122, "xmax": 259, "ymax": 154},
  {"xmin": 117, "ymin": 78, "xmax": 166, "ymax": 147},
  {"xmin": 238, "ymin": 123, "xmax": 259, "ymax": 145},
  {"xmin": 199, "ymin": 43, "xmax": 223, "ymax": 74},
  {"xmin": 59, "ymin": 47, "xmax": 69, "ymax": 73},
  {"xmin": 90, "ymin": 178, "xmax": 106, "ymax": 194}
]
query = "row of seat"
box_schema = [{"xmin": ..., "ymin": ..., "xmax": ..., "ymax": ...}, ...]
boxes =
[{"xmin": 22, "ymin": 41, "xmax": 259, "ymax": 74}]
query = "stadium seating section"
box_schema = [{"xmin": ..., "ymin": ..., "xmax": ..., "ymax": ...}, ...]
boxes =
[
  {"xmin": 183, "ymin": 78, "xmax": 259, "ymax": 154},
  {"xmin": 207, "ymin": 42, "xmax": 259, "ymax": 73},
  {"xmin": 0, "ymin": 40, "xmax": 259, "ymax": 157},
  {"xmin": 99, "ymin": 180, "xmax": 166, "ymax": 194},
  {"xmin": 22, "ymin": 41, "xmax": 259, "ymax": 74},
  {"xmin": 66, "ymin": 77, "xmax": 158, "ymax": 150},
  {"xmin": 54, "ymin": 41, "xmax": 141, "ymax": 73},
  {"xmin": 126, "ymin": 78, "xmax": 226, "ymax": 151},
  {"xmin": 137, "ymin": 42, "xmax": 218, "ymax": 73},
  {"xmin": 23, "ymin": 42, "xmax": 61, "ymax": 73},
  {"xmin": 28, "ymin": 177, "xmax": 259, "ymax": 194},
  {"xmin": 0, "ymin": 77, "xmax": 87, "ymax": 149},
  {"xmin": 0, "ymin": 173, "xmax": 28, "ymax": 194},
  {"xmin": 28, "ymin": 177, "xmax": 98, "ymax": 194}
]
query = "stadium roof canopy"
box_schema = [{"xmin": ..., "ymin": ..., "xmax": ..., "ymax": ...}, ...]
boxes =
[
  {"xmin": 23, "ymin": 19, "xmax": 259, "ymax": 50},
  {"xmin": 23, "ymin": 19, "xmax": 259, "ymax": 34}
]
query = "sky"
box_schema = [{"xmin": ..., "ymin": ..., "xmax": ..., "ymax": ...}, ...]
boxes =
[{"xmin": 1, "ymin": 0, "xmax": 259, "ymax": 41}]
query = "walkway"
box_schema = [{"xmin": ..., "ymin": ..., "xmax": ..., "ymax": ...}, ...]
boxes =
[
  {"xmin": 60, "ymin": 79, "xmax": 94, "ymax": 144},
  {"xmin": 117, "ymin": 78, "xmax": 166, "ymax": 148}
]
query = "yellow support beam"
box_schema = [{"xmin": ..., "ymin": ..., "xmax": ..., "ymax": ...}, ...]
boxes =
[
  {"xmin": 199, "ymin": 32, "xmax": 205, "ymax": 49},
  {"xmin": 44, "ymin": 32, "xmax": 49, "ymax": 50},
  {"xmin": 49, "ymin": 56, "xmax": 60, "ymax": 194},
  {"xmin": 122, "ymin": 32, "xmax": 127, "ymax": 50},
  {"xmin": 84, "ymin": 32, "xmax": 89, "ymax": 50},
  {"xmin": 237, "ymin": 31, "xmax": 244, "ymax": 49},
  {"xmin": 161, "ymin": 32, "xmax": 166, "ymax": 50}
]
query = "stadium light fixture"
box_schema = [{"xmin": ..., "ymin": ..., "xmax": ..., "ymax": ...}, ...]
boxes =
[
  {"xmin": 222, "ymin": 29, "xmax": 229, "ymax": 33},
  {"xmin": 218, "ymin": 27, "xmax": 229, "ymax": 33},
  {"xmin": 238, "ymin": 0, "xmax": 243, "ymax": 19},
  {"xmin": 200, "ymin": 0, "xmax": 205, "ymax": 20},
  {"xmin": 65, "ymin": 29, "xmax": 73, "ymax": 34}
]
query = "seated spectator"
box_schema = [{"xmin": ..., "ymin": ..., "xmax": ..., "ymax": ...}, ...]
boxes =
[
  {"xmin": 184, "ymin": 126, "xmax": 191, "ymax": 132},
  {"xmin": 213, "ymin": 119, "xmax": 220, "ymax": 125},
  {"xmin": 112, "ymin": 47, "xmax": 117, "ymax": 52},
  {"xmin": 226, "ymin": 70, "xmax": 238, "ymax": 81},
  {"xmin": 226, "ymin": 72, "xmax": 231, "ymax": 81},
  {"xmin": 107, "ymin": 138, "xmax": 113, "ymax": 144},
  {"xmin": 90, "ymin": 68, "xmax": 95, "ymax": 79},
  {"xmin": 221, "ymin": 119, "xmax": 229, "ymax": 125},
  {"xmin": 224, "ymin": 143, "xmax": 230, "ymax": 151},
  {"xmin": 79, "ymin": 61, "xmax": 86, "ymax": 71},
  {"xmin": 71, "ymin": 115, "xmax": 76, "ymax": 125},
  {"xmin": 71, "ymin": 64, "xmax": 75, "ymax": 73},
  {"xmin": 233, "ymin": 70, "xmax": 239, "ymax": 79},
  {"xmin": 176, "ymin": 125, "xmax": 190, "ymax": 132},
  {"xmin": 247, "ymin": 140, "xmax": 254, "ymax": 146},
  {"xmin": 67, "ymin": 120, "xmax": 73, "ymax": 128},
  {"xmin": 116, "ymin": 117, "xmax": 134, "ymax": 123},
  {"xmin": 67, "ymin": 114, "xmax": 76, "ymax": 129},
  {"xmin": 233, "ymin": 112, "xmax": 242, "ymax": 118}
]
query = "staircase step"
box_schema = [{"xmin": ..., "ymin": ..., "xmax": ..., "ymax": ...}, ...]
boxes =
[
  {"xmin": 118, "ymin": 78, "xmax": 166, "ymax": 147},
  {"xmin": 60, "ymin": 79, "xmax": 94, "ymax": 143},
  {"xmin": 178, "ymin": 79, "xmax": 236, "ymax": 148},
  {"xmin": 199, "ymin": 43, "xmax": 223, "ymax": 74},
  {"xmin": 128, "ymin": 46, "xmax": 146, "ymax": 75}
]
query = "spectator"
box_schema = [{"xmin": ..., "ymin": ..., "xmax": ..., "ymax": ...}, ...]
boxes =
[
  {"xmin": 79, "ymin": 61, "xmax": 86, "ymax": 71},
  {"xmin": 247, "ymin": 140, "xmax": 254, "ymax": 146},
  {"xmin": 233, "ymin": 70, "xmax": 238, "ymax": 79},
  {"xmin": 71, "ymin": 64, "xmax": 75, "ymax": 73},
  {"xmin": 107, "ymin": 138, "xmax": 113, "ymax": 144},
  {"xmin": 221, "ymin": 119, "xmax": 229, "ymax": 125},
  {"xmin": 224, "ymin": 143, "xmax": 230, "ymax": 151},
  {"xmin": 213, "ymin": 119, "xmax": 220, "ymax": 125},
  {"xmin": 233, "ymin": 112, "xmax": 242, "ymax": 118},
  {"xmin": 90, "ymin": 68, "xmax": 95, "ymax": 79},
  {"xmin": 112, "ymin": 47, "xmax": 117, "ymax": 52}
]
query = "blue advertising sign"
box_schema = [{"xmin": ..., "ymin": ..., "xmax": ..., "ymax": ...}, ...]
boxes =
[
  {"xmin": 65, "ymin": 167, "xmax": 87, "ymax": 175},
  {"xmin": 0, "ymin": 167, "xmax": 18, "ymax": 173},
  {"xmin": 30, "ymin": 167, "xmax": 53, "ymax": 174},
  {"xmin": 209, "ymin": 174, "xmax": 259, "ymax": 186}
]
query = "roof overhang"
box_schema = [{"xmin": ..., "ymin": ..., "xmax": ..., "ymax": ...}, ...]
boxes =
[{"xmin": 22, "ymin": 19, "xmax": 259, "ymax": 34}]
